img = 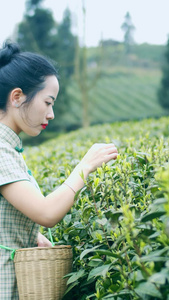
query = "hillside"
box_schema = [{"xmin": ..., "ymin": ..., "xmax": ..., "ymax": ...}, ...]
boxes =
[
  {"xmin": 21, "ymin": 66, "xmax": 167, "ymax": 145},
  {"xmin": 20, "ymin": 43, "xmax": 168, "ymax": 146},
  {"xmin": 61, "ymin": 66, "xmax": 167, "ymax": 129},
  {"xmin": 57, "ymin": 43, "xmax": 167, "ymax": 130}
]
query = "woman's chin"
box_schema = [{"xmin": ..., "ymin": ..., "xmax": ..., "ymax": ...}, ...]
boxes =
[{"xmin": 25, "ymin": 128, "xmax": 42, "ymax": 137}]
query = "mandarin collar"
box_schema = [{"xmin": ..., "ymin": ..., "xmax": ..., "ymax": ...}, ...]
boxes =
[{"xmin": 0, "ymin": 123, "xmax": 24, "ymax": 153}]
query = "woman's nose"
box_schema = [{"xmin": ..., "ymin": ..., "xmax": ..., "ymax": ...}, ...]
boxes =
[{"xmin": 47, "ymin": 108, "xmax": 55, "ymax": 120}]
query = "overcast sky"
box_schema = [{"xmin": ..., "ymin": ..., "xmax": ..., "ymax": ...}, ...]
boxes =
[{"xmin": 0, "ymin": 0, "xmax": 169, "ymax": 47}]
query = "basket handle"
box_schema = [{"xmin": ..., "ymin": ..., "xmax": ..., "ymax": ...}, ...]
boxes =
[{"xmin": 48, "ymin": 228, "xmax": 55, "ymax": 246}]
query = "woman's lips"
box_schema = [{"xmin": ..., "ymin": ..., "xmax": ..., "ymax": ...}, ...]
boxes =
[{"xmin": 41, "ymin": 124, "xmax": 48, "ymax": 129}]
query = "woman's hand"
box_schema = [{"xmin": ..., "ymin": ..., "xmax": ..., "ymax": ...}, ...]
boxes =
[
  {"xmin": 37, "ymin": 232, "xmax": 52, "ymax": 247},
  {"xmin": 79, "ymin": 143, "xmax": 118, "ymax": 174}
]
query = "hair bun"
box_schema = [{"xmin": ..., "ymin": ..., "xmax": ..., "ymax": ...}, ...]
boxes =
[{"xmin": 0, "ymin": 41, "xmax": 20, "ymax": 67}]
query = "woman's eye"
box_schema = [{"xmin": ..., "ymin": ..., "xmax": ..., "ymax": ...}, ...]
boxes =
[{"xmin": 46, "ymin": 102, "xmax": 51, "ymax": 106}]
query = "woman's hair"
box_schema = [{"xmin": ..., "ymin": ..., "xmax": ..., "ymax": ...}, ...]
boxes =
[{"xmin": 0, "ymin": 41, "xmax": 58, "ymax": 111}]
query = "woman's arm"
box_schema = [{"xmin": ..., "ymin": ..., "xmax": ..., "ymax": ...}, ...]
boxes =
[{"xmin": 1, "ymin": 143, "xmax": 118, "ymax": 227}]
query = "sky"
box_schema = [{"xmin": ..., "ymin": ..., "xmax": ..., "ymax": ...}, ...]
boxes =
[{"xmin": 0, "ymin": 0, "xmax": 169, "ymax": 47}]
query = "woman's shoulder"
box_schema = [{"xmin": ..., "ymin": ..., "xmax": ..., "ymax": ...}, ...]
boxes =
[
  {"xmin": 0, "ymin": 140, "xmax": 26, "ymax": 171},
  {"xmin": 0, "ymin": 141, "xmax": 29, "ymax": 186},
  {"xmin": 0, "ymin": 141, "xmax": 18, "ymax": 157}
]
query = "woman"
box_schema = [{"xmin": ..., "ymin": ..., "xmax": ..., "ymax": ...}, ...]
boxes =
[{"xmin": 0, "ymin": 41, "xmax": 118, "ymax": 299}]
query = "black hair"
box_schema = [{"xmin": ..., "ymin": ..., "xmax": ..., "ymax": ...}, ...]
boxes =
[{"xmin": 0, "ymin": 41, "xmax": 58, "ymax": 111}]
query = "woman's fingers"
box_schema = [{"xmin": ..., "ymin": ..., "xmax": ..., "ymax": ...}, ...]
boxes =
[
  {"xmin": 89, "ymin": 143, "xmax": 118, "ymax": 170},
  {"xmin": 105, "ymin": 151, "xmax": 118, "ymax": 161},
  {"xmin": 104, "ymin": 146, "xmax": 118, "ymax": 154},
  {"xmin": 99, "ymin": 145, "xmax": 118, "ymax": 157},
  {"xmin": 103, "ymin": 147, "xmax": 118, "ymax": 163},
  {"xmin": 82, "ymin": 143, "xmax": 118, "ymax": 172}
]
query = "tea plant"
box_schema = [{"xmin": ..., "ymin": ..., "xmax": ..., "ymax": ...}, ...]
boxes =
[{"xmin": 24, "ymin": 117, "xmax": 169, "ymax": 299}]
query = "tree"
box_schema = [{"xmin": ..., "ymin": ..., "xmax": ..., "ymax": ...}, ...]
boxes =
[
  {"xmin": 16, "ymin": 0, "xmax": 77, "ymax": 131},
  {"xmin": 74, "ymin": 0, "xmax": 102, "ymax": 127},
  {"xmin": 56, "ymin": 9, "xmax": 76, "ymax": 78},
  {"xmin": 52, "ymin": 9, "xmax": 77, "ymax": 130},
  {"xmin": 158, "ymin": 37, "xmax": 169, "ymax": 109},
  {"xmin": 17, "ymin": 9, "xmax": 57, "ymax": 56},
  {"xmin": 121, "ymin": 12, "xmax": 135, "ymax": 54},
  {"xmin": 17, "ymin": 0, "xmax": 57, "ymax": 55}
]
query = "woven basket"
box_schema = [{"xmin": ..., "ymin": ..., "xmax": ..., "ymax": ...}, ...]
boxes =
[{"xmin": 14, "ymin": 245, "xmax": 73, "ymax": 300}]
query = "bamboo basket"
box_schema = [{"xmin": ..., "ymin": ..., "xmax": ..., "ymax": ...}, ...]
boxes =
[{"xmin": 14, "ymin": 245, "xmax": 73, "ymax": 300}]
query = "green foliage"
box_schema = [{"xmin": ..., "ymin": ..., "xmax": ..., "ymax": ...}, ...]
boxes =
[
  {"xmin": 24, "ymin": 116, "xmax": 169, "ymax": 299},
  {"xmin": 17, "ymin": 6, "xmax": 56, "ymax": 55},
  {"xmin": 17, "ymin": 2, "xmax": 77, "ymax": 131},
  {"xmin": 56, "ymin": 9, "xmax": 76, "ymax": 78},
  {"xmin": 158, "ymin": 38, "xmax": 169, "ymax": 110}
]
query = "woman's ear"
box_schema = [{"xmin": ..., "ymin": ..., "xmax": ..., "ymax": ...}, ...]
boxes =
[{"xmin": 9, "ymin": 88, "xmax": 26, "ymax": 108}]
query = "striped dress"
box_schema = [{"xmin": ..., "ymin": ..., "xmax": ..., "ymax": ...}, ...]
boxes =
[{"xmin": 0, "ymin": 123, "xmax": 40, "ymax": 299}]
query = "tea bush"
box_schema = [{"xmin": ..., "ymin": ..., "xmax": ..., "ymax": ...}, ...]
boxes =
[{"xmin": 24, "ymin": 117, "xmax": 169, "ymax": 300}]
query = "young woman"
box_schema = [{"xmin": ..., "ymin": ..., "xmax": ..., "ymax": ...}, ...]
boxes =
[{"xmin": 0, "ymin": 41, "xmax": 118, "ymax": 299}]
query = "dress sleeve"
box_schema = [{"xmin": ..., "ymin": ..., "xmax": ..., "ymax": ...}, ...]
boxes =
[{"xmin": 0, "ymin": 145, "xmax": 29, "ymax": 186}]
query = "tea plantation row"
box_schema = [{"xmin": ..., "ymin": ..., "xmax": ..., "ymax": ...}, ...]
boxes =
[
  {"xmin": 61, "ymin": 68, "xmax": 166, "ymax": 128},
  {"xmin": 24, "ymin": 117, "xmax": 169, "ymax": 300}
]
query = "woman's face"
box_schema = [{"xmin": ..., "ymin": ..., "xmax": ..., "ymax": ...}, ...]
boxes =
[{"xmin": 16, "ymin": 76, "xmax": 59, "ymax": 136}]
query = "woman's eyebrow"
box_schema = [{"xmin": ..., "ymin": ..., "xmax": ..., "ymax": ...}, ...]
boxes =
[{"xmin": 48, "ymin": 95, "xmax": 56, "ymax": 102}]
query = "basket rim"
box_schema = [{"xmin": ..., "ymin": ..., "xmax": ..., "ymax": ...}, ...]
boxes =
[{"xmin": 15, "ymin": 245, "xmax": 72, "ymax": 253}]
